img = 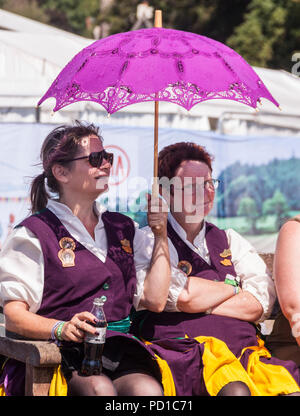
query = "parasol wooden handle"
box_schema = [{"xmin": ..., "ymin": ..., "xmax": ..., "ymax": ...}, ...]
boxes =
[
  {"xmin": 154, "ymin": 10, "xmax": 162, "ymax": 28},
  {"xmin": 153, "ymin": 10, "xmax": 162, "ymax": 181},
  {"xmin": 152, "ymin": 10, "xmax": 163, "ymax": 232}
]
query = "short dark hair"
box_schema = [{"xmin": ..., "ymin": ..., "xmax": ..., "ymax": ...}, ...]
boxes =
[{"xmin": 158, "ymin": 141, "xmax": 213, "ymax": 180}]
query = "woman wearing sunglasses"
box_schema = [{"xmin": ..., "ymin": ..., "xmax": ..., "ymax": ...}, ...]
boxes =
[
  {"xmin": 132, "ymin": 141, "xmax": 300, "ymax": 396},
  {"xmin": 0, "ymin": 121, "xmax": 170, "ymax": 396}
]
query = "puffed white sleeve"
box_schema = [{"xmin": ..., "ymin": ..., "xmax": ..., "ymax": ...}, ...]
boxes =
[
  {"xmin": 0, "ymin": 226, "xmax": 44, "ymax": 313},
  {"xmin": 226, "ymin": 228, "xmax": 276, "ymax": 322},
  {"xmin": 164, "ymin": 266, "xmax": 188, "ymax": 312},
  {"xmin": 133, "ymin": 224, "xmax": 187, "ymax": 312}
]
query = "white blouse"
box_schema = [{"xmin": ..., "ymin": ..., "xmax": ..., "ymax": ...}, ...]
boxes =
[
  {"xmin": 0, "ymin": 202, "xmax": 276, "ymax": 323},
  {"xmin": 0, "ymin": 200, "xmax": 155, "ymax": 313},
  {"xmin": 137, "ymin": 213, "xmax": 276, "ymax": 322}
]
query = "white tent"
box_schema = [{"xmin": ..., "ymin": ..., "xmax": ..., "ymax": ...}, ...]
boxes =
[
  {"xmin": 0, "ymin": 8, "xmax": 93, "ymax": 122},
  {"xmin": 1, "ymin": 8, "xmax": 300, "ymax": 135}
]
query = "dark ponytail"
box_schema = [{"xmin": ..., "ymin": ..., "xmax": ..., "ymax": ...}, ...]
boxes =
[{"xmin": 30, "ymin": 173, "xmax": 49, "ymax": 214}]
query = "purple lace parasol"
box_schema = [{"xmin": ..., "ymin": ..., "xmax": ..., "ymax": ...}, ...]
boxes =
[{"xmin": 38, "ymin": 28, "xmax": 279, "ymax": 114}]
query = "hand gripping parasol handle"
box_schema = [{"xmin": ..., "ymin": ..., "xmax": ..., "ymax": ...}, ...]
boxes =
[{"xmin": 152, "ymin": 10, "xmax": 163, "ymax": 232}]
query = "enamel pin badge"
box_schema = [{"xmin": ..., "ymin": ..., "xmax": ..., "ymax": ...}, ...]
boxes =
[
  {"xmin": 120, "ymin": 239, "xmax": 132, "ymax": 254},
  {"xmin": 220, "ymin": 248, "xmax": 232, "ymax": 266},
  {"xmin": 220, "ymin": 249, "xmax": 232, "ymax": 258},
  {"xmin": 177, "ymin": 260, "xmax": 193, "ymax": 276},
  {"xmin": 58, "ymin": 237, "xmax": 76, "ymax": 267}
]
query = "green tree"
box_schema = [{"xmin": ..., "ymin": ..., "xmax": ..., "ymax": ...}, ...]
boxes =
[
  {"xmin": 94, "ymin": 0, "xmax": 249, "ymax": 38},
  {"xmin": 237, "ymin": 196, "xmax": 259, "ymax": 234},
  {"xmin": 217, "ymin": 157, "xmax": 300, "ymax": 219},
  {"xmin": 270, "ymin": 0, "xmax": 300, "ymax": 69},
  {"xmin": 222, "ymin": 174, "xmax": 249, "ymax": 217},
  {"xmin": 2, "ymin": 0, "xmax": 299, "ymax": 69},
  {"xmin": 220, "ymin": 172, "xmax": 266, "ymax": 218},
  {"xmin": 2, "ymin": 0, "xmax": 49, "ymax": 23},
  {"xmin": 227, "ymin": 0, "xmax": 288, "ymax": 67},
  {"xmin": 37, "ymin": 0, "xmax": 99, "ymax": 36},
  {"xmin": 262, "ymin": 189, "xmax": 290, "ymax": 230}
]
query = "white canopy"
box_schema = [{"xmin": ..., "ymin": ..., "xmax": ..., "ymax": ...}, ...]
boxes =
[{"xmin": 0, "ymin": 9, "xmax": 92, "ymax": 111}]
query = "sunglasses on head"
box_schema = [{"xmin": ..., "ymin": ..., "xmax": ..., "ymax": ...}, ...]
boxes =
[{"xmin": 63, "ymin": 150, "xmax": 114, "ymax": 168}]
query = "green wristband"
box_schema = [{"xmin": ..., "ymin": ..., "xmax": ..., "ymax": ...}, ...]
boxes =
[
  {"xmin": 55, "ymin": 321, "xmax": 66, "ymax": 341},
  {"xmin": 224, "ymin": 277, "xmax": 238, "ymax": 287}
]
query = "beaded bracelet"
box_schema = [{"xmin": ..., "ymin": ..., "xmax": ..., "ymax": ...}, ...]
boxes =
[
  {"xmin": 54, "ymin": 321, "xmax": 66, "ymax": 341},
  {"xmin": 51, "ymin": 321, "xmax": 63, "ymax": 340}
]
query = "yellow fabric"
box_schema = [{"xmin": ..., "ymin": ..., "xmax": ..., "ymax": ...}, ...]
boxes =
[
  {"xmin": 0, "ymin": 384, "xmax": 6, "ymax": 396},
  {"xmin": 144, "ymin": 340, "xmax": 176, "ymax": 396},
  {"xmin": 152, "ymin": 354, "xmax": 176, "ymax": 396},
  {"xmin": 46, "ymin": 336, "xmax": 300, "ymax": 396},
  {"xmin": 144, "ymin": 335, "xmax": 261, "ymax": 396},
  {"xmin": 0, "ymin": 358, "xmax": 9, "ymax": 396},
  {"xmin": 48, "ymin": 342, "xmax": 176, "ymax": 397},
  {"xmin": 239, "ymin": 337, "xmax": 300, "ymax": 396},
  {"xmin": 48, "ymin": 365, "xmax": 68, "ymax": 396},
  {"xmin": 194, "ymin": 335, "xmax": 259, "ymax": 396}
]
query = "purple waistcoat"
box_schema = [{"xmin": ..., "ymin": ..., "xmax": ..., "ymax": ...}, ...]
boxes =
[
  {"xmin": 168, "ymin": 221, "xmax": 237, "ymax": 282},
  {"xmin": 20, "ymin": 208, "xmax": 136, "ymax": 322},
  {"xmin": 134, "ymin": 221, "xmax": 258, "ymax": 357},
  {"xmin": 0, "ymin": 209, "xmax": 164, "ymax": 396}
]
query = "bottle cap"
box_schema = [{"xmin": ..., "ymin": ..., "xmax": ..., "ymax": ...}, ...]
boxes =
[{"xmin": 93, "ymin": 296, "xmax": 107, "ymax": 306}]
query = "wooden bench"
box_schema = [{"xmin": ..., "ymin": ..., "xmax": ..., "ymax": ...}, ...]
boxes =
[
  {"xmin": 0, "ymin": 330, "xmax": 61, "ymax": 395},
  {"xmin": 0, "ymin": 312, "xmax": 61, "ymax": 396},
  {"xmin": 0, "ymin": 252, "xmax": 275, "ymax": 396}
]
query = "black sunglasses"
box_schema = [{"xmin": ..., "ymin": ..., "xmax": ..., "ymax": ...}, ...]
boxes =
[{"xmin": 63, "ymin": 150, "xmax": 114, "ymax": 168}]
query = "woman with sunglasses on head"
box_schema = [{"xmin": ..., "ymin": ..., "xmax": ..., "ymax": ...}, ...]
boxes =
[
  {"xmin": 132, "ymin": 141, "xmax": 300, "ymax": 396},
  {"xmin": 0, "ymin": 121, "xmax": 170, "ymax": 396}
]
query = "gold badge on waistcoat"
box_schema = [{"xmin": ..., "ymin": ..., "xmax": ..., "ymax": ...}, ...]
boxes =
[
  {"xmin": 220, "ymin": 258, "xmax": 232, "ymax": 266},
  {"xmin": 177, "ymin": 260, "xmax": 193, "ymax": 276},
  {"xmin": 120, "ymin": 239, "xmax": 132, "ymax": 254},
  {"xmin": 220, "ymin": 249, "xmax": 232, "ymax": 258},
  {"xmin": 58, "ymin": 237, "xmax": 76, "ymax": 267}
]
